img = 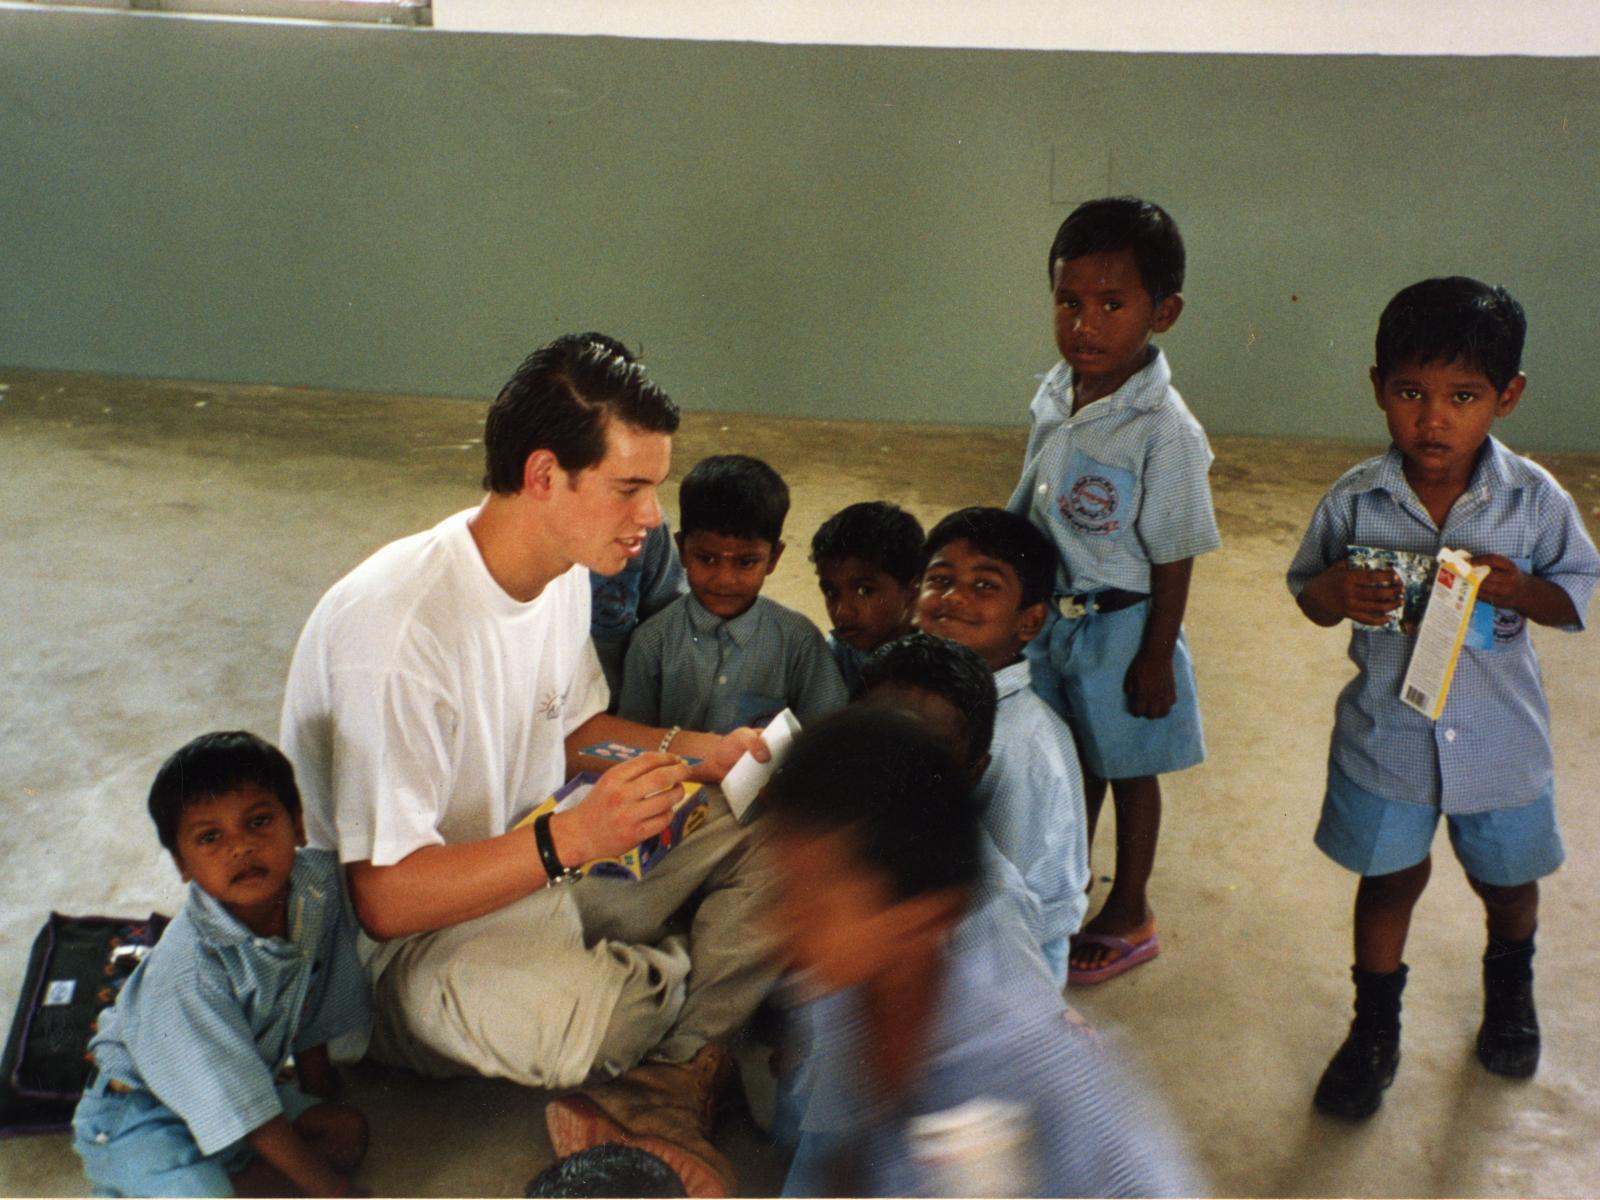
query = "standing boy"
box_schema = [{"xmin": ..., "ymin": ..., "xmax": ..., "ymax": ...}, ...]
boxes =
[
  {"xmin": 618, "ymin": 454, "xmax": 848, "ymax": 733},
  {"xmin": 916, "ymin": 506, "xmax": 1091, "ymax": 983},
  {"xmin": 1007, "ymin": 197, "xmax": 1220, "ymax": 984},
  {"xmin": 1288, "ymin": 277, "xmax": 1599, "ymax": 1118},
  {"xmin": 809, "ymin": 501, "xmax": 925, "ymax": 696},
  {"xmin": 73, "ymin": 732, "xmax": 369, "ymax": 1198}
]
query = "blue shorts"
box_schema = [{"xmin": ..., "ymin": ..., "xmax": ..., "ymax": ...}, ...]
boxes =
[
  {"xmin": 1026, "ymin": 600, "xmax": 1206, "ymax": 780},
  {"xmin": 73, "ymin": 1075, "xmax": 319, "ymax": 1197},
  {"xmin": 1315, "ymin": 761, "xmax": 1565, "ymax": 886}
]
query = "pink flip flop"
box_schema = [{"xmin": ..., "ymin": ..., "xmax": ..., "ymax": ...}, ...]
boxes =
[{"xmin": 1067, "ymin": 930, "xmax": 1161, "ymax": 985}]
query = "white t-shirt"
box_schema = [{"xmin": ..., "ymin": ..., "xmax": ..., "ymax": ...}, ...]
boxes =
[{"xmin": 281, "ymin": 508, "xmax": 609, "ymax": 869}]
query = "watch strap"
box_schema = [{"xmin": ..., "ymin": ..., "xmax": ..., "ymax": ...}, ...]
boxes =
[{"xmin": 533, "ymin": 811, "xmax": 580, "ymax": 885}]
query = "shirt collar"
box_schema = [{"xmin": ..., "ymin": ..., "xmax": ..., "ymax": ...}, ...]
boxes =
[
  {"xmin": 1049, "ymin": 345, "xmax": 1171, "ymax": 420},
  {"xmin": 685, "ymin": 594, "xmax": 763, "ymax": 646},
  {"xmin": 184, "ymin": 851, "xmax": 320, "ymax": 949},
  {"xmin": 992, "ymin": 658, "xmax": 1031, "ymax": 700},
  {"xmin": 1357, "ymin": 437, "xmax": 1514, "ymax": 502}
]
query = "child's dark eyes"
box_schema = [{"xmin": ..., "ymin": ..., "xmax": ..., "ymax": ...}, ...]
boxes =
[
  {"xmin": 854, "ymin": 584, "xmax": 876, "ymax": 598},
  {"xmin": 249, "ymin": 812, "xmax": 274, "ymax": 829},
  {"xmin": 195, "ymin": 830, "xmax": 220, "ymax": 846},
  {"xmin": 737, "ymin": 558, "xmax": 761, "ymax": 570}
]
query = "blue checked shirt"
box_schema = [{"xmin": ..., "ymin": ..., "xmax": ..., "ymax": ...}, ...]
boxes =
[
  {"xmin": 783, "ymin": 901, "xmax": 1197, "ymax": 1198},
  {"xmin": 826, "ymin": 633, "xmax": 868, "ymax": 699},
  {"xmin": 1007, "ymin": 349, "xmax": 1221, "ymax": 594},
  {"xmin": 1286, "ymin": 439, "xmax": 1600, "ymax": 814},
  {"xmin": 981, "ymin": 661, "xmax": 1090, "ymax": 944},
  {"xmin": 590, "ymin": 519, "xmax": 688, "ymax": 697},
  {"xmin": 617, "ymin": 594, "xmax": 849, "ymax": 734},
  {"xmin": 86, "ymin": 849, "xmax": 371, "ymax": 1155}
]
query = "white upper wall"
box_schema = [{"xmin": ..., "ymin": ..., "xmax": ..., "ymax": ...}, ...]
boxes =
[{"xmin": 433, "ymin": 0, "xmax": 1600, "ymax": 56}]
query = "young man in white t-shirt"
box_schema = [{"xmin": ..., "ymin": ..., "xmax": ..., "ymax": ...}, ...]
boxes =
[{"xmin": 281, "ymin": 333, "xmax": 773, "ymax": 1197}]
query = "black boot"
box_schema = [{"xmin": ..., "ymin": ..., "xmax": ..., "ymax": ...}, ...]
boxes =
[
  {"xmin": 1314, "ymin": 965, "xmax": 1406, "ymax": 1119},
  {"xmin": 1477, "ymin": 935, "xmax": 1539, "ymax": 1078}
]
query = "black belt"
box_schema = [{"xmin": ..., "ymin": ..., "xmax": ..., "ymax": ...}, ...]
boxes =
[{"xmin": 1055, "ymin": 589, "xmax": 1148, "ymax": 618}]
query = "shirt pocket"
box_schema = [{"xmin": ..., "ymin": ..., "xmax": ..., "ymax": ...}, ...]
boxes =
[
  {"xmin": 1054, "ymin": 449, "xmax": 1137, "ymax": 541},
  {"xmin": 734, "ymin": 692, "xmax": 785, "ymax": 730}
]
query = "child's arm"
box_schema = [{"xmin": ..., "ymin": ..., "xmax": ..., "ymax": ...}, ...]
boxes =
[
  {"xmin": 246, "ymin": 1114, "xmax": 350, "ymax": 1197},
  {"xmin": 1124, "ymin": 557, "xmax": 1190, "ymax": 718},
  {"xmin": 295, "ymin": 1044, "xmax": 341, "ymax": 1101},
  {"xmin": 1295, "ymin": 560, "xmax": 1404, "ymax": 628},
  {"xmin": 1468, "ymin": 554, "xmax": 1581, "ymax": 627}
]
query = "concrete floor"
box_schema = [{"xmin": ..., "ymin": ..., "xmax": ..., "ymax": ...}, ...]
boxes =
[{"xmin": 2, "ymin": 368, "xmax": 1598, "ymax": 1197}]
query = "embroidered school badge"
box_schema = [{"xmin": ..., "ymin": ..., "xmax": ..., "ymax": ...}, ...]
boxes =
[{"xmin": 1060, "ymin": 472, "xmax": 1122, "ymax": 535}]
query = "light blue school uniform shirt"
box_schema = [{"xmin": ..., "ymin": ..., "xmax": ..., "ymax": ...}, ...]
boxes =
[
  {"xmin": 84, "ymin": 849, "xmax": 370, "ymax": 1155},
  {"xmin": 981, "ymin": 660, "xmax": 1091, "ymax": 944},
  {"xmin": 781, "ymin": 900, "xmax": 1197, "ymax": 1198},
  {"xmin": 1287, "ymin": 439, "xmax": 1600, "ymax": 815},
  {"xmin": 826, "ymin": 633, "xmax": 868, "ymax": 699},
  {"xmin": 590, "ymin": 519, "xmax": 688, "ymax": 697},
  {"xmin": 617, "ymin": 594, "xmax": 849, "ymax": 735},
  {"xmin": 1008, "ymin": 348, "xmax": 1221, "ymax": 594}
]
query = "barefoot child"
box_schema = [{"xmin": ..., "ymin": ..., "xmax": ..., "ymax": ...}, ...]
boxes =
[
  {"xmin": 72, "ymin": 732, "xmax": 370, "ymax": 1196},
  {"xmin": 1287, "ymin": 277, "xmax": 1600, "ymax": 1117},
  {"xmin": 1007, "ymin": 197, "xmax": 1220, "ymax": 984}
]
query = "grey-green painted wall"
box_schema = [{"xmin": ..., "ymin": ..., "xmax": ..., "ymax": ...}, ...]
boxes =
[{"xmin": 3, "ymin": 9, "xmax": 1597, "ymax": 449}]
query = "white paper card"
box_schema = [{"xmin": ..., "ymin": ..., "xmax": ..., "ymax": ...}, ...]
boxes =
[{"xmin": 721, "ymin": 708, "xmax": 802, "ymax": 822}]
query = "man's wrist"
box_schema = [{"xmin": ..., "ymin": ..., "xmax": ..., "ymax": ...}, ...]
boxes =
[{"xmin": 534, "ymin": 811, "xmax": 582, "ymax": 886}]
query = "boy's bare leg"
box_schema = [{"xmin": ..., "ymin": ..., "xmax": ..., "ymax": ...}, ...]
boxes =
[
  {"xmin": 1353, "ymin": 856, "xmax": 1432, "ymax": 971},
  {"xmin": 1071, "ymin": 773, "xmax": 1160, "ymax": 971},
  {"xmin": 1081, "ymin": 774, "xmax": 1108, "ymax": 892},
  {"xmin": 1468, "ymin": 877, "xmax": 1538, "ymax": 942},
  {"xmin": 231, "ymin": 1103, "xmax": 369, "ymax": 1197}
]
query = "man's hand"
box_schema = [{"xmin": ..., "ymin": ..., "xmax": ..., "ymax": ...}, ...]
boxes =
[
  {"xmin": 549, "ymin": 752, "xmax": 691, "ymax": 867},
  {"xmin": 689, "ymin": 727, "xmax": 769, "ymax": 784},
  {"xmin": 1299, "ymin": 560, "xmax": 1403, "ymax": 627},
  {"xmin": 1124, "ymin": 646, "xmax": 1176, "ymax": 719}
]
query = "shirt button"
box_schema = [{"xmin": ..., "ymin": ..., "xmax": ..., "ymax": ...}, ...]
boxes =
[
  {"xmin": 1038, "ymin": 483, "xmax": 1047, "ymax": 494},
  {"xmin": 1444, "ymin": 728, "xmax": 1457, "ymax": 742},
  {"xmin": 717, "ymin": 675, "xmax": 728, "ymax": 685},
  {"xmin": 95, "ymin": 1132, "xmax": 109, "ymax": 1144}
]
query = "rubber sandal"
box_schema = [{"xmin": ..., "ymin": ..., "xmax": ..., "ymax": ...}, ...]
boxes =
[{"xmin": 1067, "ymin": 930, "xmax": 1160, "ymax": 985}]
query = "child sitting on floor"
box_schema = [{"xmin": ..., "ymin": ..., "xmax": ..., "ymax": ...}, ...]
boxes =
[
  {"xmin": 809, "ymin": 501, "xmax": 925, "ymax": 696},
  {"xmin": 1288, "ymin": 277, "xmax": 1600, "ymax": 1118},
  {"xmin": 763, "ymin": 705, "xmax": 1193, "ymax": 1197},
  {"xmin": 72, "ymin": 731, "xmax": 370, "ymax": 1197},
  {"xmin": 917, "ymin": 506, "xmax": 1091, "ymax": 984},
  {"xmin": 618, "ymin": 453, "xmax": 847, "ymax": 733}
]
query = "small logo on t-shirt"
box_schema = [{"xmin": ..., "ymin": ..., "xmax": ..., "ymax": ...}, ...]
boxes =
[
  {"xmin": 1060, "ymin": 473, "xmax": 1122, "ymax": 536},
  {"xmin": 540, "ymin": 689, "xmax": 565, "ymax": 720}
]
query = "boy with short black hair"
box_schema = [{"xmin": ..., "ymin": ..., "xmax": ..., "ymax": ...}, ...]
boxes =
[
  {"xmin": 1007, "ymin": 196, "xmax": 1220, "ymax": 984},
  {"xmin": 73, "ymin": 731, "xmax": 370, "ymax": 1198},
  {"xmin": 618, "ymin": 454, "xmax": 847, "ymax": 733},
  {"xmin": 809, "ymin": 501, "xmax": 925, "ymax": 696},
  {"xmin": 917, "ymin": 506, "xmax": 1090, "ymax": 984},
  {"xmin": 763, "ymin": 705, "xmax": 1192, "ymax": 1197},
  {"xmin": 1289, "ymin": 276, "xmax": 1600, "ymax": 1119}
]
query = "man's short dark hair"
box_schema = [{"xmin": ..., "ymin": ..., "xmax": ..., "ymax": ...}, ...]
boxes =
[
  {"xmin": 809, "ymin": 502, "xmax": 926, "ymax": 586},
  {"xmin": 922, "ymin": 507, "xmax": 1057, "ymax": 609},
  {"xmin": 859, "ymin": 632, "xmax": 997, "ymax": 765},
  {"xmin": 147, "ymin": 731, "xmax": 302, "ymax": 855},
  {"xmin": 761, "ymin": 705, "xmax": 982, "ymax": 901},
  {"xmin": 482, "ymin": 332, "xmax": 680, "ymax": 494},
  {"xmin": 1049, "ymin": 196, "xmax": 1185, "ymax": 304},
  {"xmin": 1374, "ymin": 276, "xmax": 1527, "ymax": 392},
  {"xmin": 678, "ymin": 454, "xmax": 789, "ymax": 545},
  {"xmin": 524, "ymin": 1144, "xmax": 686, "ymax": 1198}
]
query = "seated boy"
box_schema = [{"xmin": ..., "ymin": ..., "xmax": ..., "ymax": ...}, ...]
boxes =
[
  {"xmin": 72, "ymin": 732, "xmax": 370, "ymax": 1197},
  {"xmin": 1007, "ymin": 197, "xmax": 1220, "ymax": 984},
  {"xmin": 917, "ymin": 506, "xmax": 1091, "ymax": 984},
  {"xmin": 809, "ymin": 501, "xmax": 924, "ymax": 696},
  {"xmin": 762, "ymin": 705, "xmax": 1193, "ymax": 1197},
  {"xmin": 1287, "ymin": 277, "xmax": 1600, "ymax": 1118},
  {"xmin": 618, "ymin": 453, "xmax": 848, "ymax": 733},
  {"xmin": 590, "ymin": 518, "xmax": 688, "ymax": 702}
]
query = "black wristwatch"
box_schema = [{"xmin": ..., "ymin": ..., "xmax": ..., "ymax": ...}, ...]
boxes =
[{"xmin": 533, "ymin": 812, "xmax": 582, "ymax": 886}]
